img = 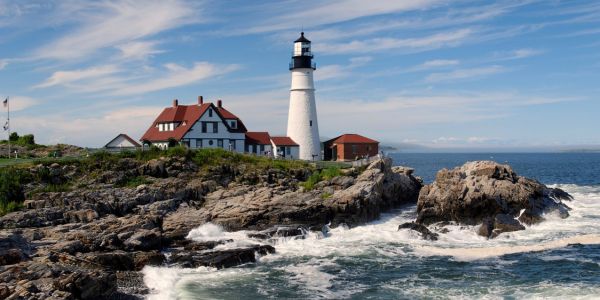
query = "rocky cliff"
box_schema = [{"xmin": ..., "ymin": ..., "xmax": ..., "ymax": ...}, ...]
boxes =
[{"xmin": 0, "ymin": 153, "xmax": 421, "ymax": 299}]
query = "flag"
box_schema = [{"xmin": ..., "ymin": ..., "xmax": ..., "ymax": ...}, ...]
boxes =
[
  {"xmin": 2, "ymin": 98, "xmax": 7, "ymax": 108},
  {"xmin": 2, "ymin": 121, "xmax": 8, "ymax": 131}
]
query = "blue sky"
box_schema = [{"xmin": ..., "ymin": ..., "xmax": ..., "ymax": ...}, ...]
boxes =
[{"xmin": 0, "ymin": 0, "xmax": 599, "ymax": 150}]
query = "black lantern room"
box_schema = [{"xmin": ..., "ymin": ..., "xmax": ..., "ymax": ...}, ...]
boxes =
[{"xmin": 289, "ymin": 32, "xmax": 316, "ymax": 70}]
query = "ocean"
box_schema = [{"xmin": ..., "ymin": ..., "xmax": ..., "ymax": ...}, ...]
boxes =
[{"xmin": 143, "ymin": 153, "xmax": 600, "ymax": 299}]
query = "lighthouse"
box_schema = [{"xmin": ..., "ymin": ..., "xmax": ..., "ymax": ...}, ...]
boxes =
[{"xmin": 287, "ymin": 32, "xmax": 321, "ymax": 161}]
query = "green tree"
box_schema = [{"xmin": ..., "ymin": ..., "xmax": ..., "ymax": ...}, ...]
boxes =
[
  {"xmin": 20, "ymin": 134, "xmax": 35, "ymax": 145},
  {"xmin": 8, "ymin": 132, "xmax": 18, "ymax": 142}
]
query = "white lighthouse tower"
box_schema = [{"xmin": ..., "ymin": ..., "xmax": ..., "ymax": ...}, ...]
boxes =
[{"xmin": 287, "ymin": 32, "xmax": 321, "ymax": 161}]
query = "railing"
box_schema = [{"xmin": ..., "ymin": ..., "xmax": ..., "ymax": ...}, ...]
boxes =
[
  {"xmin": 351, "ymin": 155, "xmax": 383, "ymax": 168},
  {"xmin": 289, "ymin": 61, "xmax": 317, "ymax": 70}
]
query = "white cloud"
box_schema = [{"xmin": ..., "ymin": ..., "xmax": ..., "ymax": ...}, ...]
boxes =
[
  {"xmin": 316, "ymin": 56, "xmax": 372, "ymax": 81},
  {"xmin": 14, "ymin": 106, "xmax": 164, "ymax": 146},
  {"xmin": 111, "ymin": 62, "xmax": 239, "ymax": 96},
  {"xmin": 494, "ymin": 48, "xmax": 544, "ymax": 60},
  {"xmin": 33, "ymin": 62, "xmax": 239, "ymax": 96},
  {"xmin": 34, "ymin": 0, "xmax": 200, "ymax": 60},
  {"xmin": 3, "ymin": 96, "xmax": 39, "ymax": 112},
  {"xmin": 317, "ymin": 29, "xmax": 473, "ymax": 54},
  {"xmin": 245, "ymin": 0, "xmax": 443, "ymax": 34},
  {"xmin": 34, "ymin": 65, "xmax": 120, "ymax": 88},
  {"xmin": 425, "ymin": 65, "xmax": 506, "ymax": 82},
  {"xmin": 116, "ymin": 40, "xmax": 164, "ymax": 60},
  {"xmin": 0, "ymin": 59, "xmax": 7, "ymax": 70},
  {"xmin": 421, "ymin": 59, "xmax": 460, "ymax": 68}
]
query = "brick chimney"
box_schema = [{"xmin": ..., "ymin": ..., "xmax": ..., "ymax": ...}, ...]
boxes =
[
  {"xmin": 217, "ymin": 99, "xmax": 222, "ymax": 108},
  {"xmin": 198, "ymin": 96, "xmax": 203, "ymax": 105},
  {"xmin": 173, "ymin": 99, "xmax": 178, "ymax": 107}
]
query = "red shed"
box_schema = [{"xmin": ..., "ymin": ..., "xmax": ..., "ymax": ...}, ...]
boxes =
[{"xmin": 323, "ymin": 134, "xmax": 379, "ymax": 161}]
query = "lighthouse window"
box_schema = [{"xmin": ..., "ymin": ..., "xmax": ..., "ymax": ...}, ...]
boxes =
[{"xmin": 310, "ymin": 120, "xmax": 313, "ymax": 126}]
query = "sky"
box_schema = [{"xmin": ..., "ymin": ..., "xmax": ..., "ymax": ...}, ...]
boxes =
[{"xmin": 0, "ymin": 0, "xmax": 599, "ymax": 151}]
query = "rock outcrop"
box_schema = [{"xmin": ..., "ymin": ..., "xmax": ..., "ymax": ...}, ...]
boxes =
[
  {"xmin": 416, "ymin": 161, "xmax": 572, "ymax": 238},
  {"xmin": 0, "ymin": 155, "xmax": 421, "ymax": 299}
]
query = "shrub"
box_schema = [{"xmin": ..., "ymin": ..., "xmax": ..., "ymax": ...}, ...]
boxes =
[
  {"xmin": 0, "ymin": 168, "xmax": 30, "ymax": 216},
  {"xmin": 320, "ymin": 166, "xmax": 342, "ymax": 180},
  {"xmin": 166, "ymin": 145, "xmax": 191, "ymax": 158},
  {"xmin": 117, "ymin": 176, "xmax": 152, "ymax": 188},
  {"xmin": 301, "ymin": 171, "xmax": 322, "ymax": 191},
  {"xmin": 9, "ymin": 132, "xmax": 18, "ymax": 142},
  {"xmin": 20, "ymin": 134, "xmax": 35, "ymax": 145}
]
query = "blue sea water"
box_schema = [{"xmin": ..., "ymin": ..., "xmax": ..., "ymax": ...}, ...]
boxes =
[{"xmin": 144, "ymin": 153, "xmax": 600, "ymax": 299}]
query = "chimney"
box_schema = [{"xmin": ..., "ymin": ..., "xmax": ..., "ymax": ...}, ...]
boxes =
[
  {"xmin": 198, "ymin": 96, "xmax": 203, "ymax": 105},
  {"xmin": 217, "ymin": 99, "xmax": 222, "ymax": 108},
  {"xmin": 172, "ymin": 99, "xmax": 178, "ymax": 107}
]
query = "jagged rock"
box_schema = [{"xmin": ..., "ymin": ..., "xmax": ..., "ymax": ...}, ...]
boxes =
[
  {"xmin": 398, "ymin": 222, "xmax": 439, "ymax": 241},
  {"xmin": 0, "ymin": 233, "xmax": 30, "ymax": 265},
  {"xmin": 54, "ymin": 269, "xmax": 116, "ymax": 299},
  {"xmin": 123, "ymin": 229, "xmax": 162, "ymax": 251},
  {"xmin": 417, "ymin": 160, "xmax": 571, "ymax": 228},
  {"xmin": 168, "ymin": 245, "xmax": 275, "ymax": 269}
]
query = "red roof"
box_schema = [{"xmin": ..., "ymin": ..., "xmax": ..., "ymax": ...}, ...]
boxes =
[
  {"xmin": 245, "ymin": 132, "xmax": 271, "ymax": 145},
  {"xmin": 271, "ymin": 136, "xmax": 298, "ymax": 146},
  {"xmin": 328, "ymin": 134, "xmax": 378, "ymax": 144},
  {"xmin": 217, "ymin": 107, "xmax": 247, "ymax": 132},
  {"xmin": 141, "ymin": 103, "xmax": 211, "ymax": 142}
]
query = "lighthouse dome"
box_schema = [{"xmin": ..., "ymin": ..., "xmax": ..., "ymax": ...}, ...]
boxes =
[{"xmin": 294, "ymin": 32, "xmax": 311, "ymax": 43}]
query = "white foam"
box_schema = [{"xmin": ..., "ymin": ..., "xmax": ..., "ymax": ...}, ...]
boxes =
[
  {"xmin": 417, "ymin": 234, "xmax": 600, "ymax": 261},
  {"xmin": 144, "ymin": 184, "xmax": 600, "ymax": 298}
]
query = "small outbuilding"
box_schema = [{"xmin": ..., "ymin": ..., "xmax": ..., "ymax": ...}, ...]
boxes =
[
  {"xmin": 245, "ymin": 132, "xmax": 273, "ymax": 156},
  {"xmin": 104, "ymin": 133, "xmax": 141, "ymax": 151},
  {"xmin": 271, "ymin": 136, "xmax": 300, "ymax": 159},
  {"xmin": 323, "ymin": 134, "xmax": 379, "ymax": 161}
]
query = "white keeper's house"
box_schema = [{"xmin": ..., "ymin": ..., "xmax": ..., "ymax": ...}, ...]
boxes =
[{"xmin": 140, "ymin": 96, "xmax": 299, "ymax": 159}]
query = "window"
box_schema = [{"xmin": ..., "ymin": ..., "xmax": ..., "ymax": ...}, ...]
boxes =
[
  {"xmin": 352, "ymin": 144, "xmax": 358, "ymax": 154},
  {"xmin": 213, "ymin": 122, "xmax": 218, "ymax": 133},
  {"xmin": 196, "ymin": 139, "xmax": 202, "ymax": 148},
  {"xmin": 209, "ymin": 109, "xmax": 213, "ymax": 117},
  {"xmin": 231, "ymin": 141, "xmax": 236, "ymax": 150},
  {"xmin": 218, "ymin": 139, "xmax": 223, "ymax": 148},
  {"xmin": 286, "ymin": 147, "xmax": 291, "ymax": 155},
  {"xmin": 260, "ymin": 145, "xmax": 265, "ymax": 152},
  {"xmin": 208, "ymin": 140, "xmax": 214, "ymax": 146},
  {"xmin": 367, "ymin": 145, "xmax": 371, "ymax": 151},
  {"xmin": 245, "ymin": 144, "xmax": 249, "ymax": 152},
  {"xmin": 230, "ymin": 120, "xmax": 236, "ymax": 128},
  {"xmin": 310, "ymin": 120, "xmax": 312, "ymax": 127},
  {"xmin": 202, "ymin": 122, "xmax": 207, "ymax": 133}
]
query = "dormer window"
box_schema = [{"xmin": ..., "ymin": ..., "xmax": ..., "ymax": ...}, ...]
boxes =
[{"xmin": 230, "ymin": 120, "xmax": 237, "ymax": 129}]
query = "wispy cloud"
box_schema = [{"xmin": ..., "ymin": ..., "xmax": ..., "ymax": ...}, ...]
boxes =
[
  {"xmin": 493, "ymin": 48, "xmax": 544, "ymax": 60},
  {"xmin": 0, "ymin": 59, "xmax": 7, "ymax": 70},
  {"xmin": 316, "ymin": 56, "xmax": 372, "ymax": 81},
  {"xmin": 33, "ymin": 0, "xmax": 200, "ymax": 60},
  {"xmin": 425, "ymin": 65, "xmax": 506, "ymax": 82},
  {"xmin": 317, "ymin": 29, "xmax": 473, "ymax": 54},
  {"xmin": 111, "ymin": 62, "xmax": 239, "ymax": 96},
  {"xmin": 14, "ymin": 105, "xmax": 164, "ymax": 146},
  {"xmin": 4, "ymin": 96, "xmax": 39, "ymax": 112},
  {"xmin": 34, "ymin": 65, "xmax": 121, "ymax": 88},
  {"xmin": 243, "ymin": 0, "xmax": 444, "ymax": 34},
  {"xmin": 116, "ymin": 40, "xmax": 164, "ymax": 60}
]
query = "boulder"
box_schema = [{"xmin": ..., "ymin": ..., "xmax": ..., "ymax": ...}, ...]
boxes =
[
  {"xmin": 417, "ymin": 161, "xmax": 571, "ymax": 238},
  {"xmin": 0, "ymin": 233, "xmax": 30, "ymax": 265},
  {"xmin": 123, "ymin": 229, "xmax": 162, "ymax": 251},
  {"xmin": 168, "ymin": 245, "xmax": 276, "ymax": 269},
  {"xmin": 398, "ymin": 222, "xmax": 439, "ymax": 241}
]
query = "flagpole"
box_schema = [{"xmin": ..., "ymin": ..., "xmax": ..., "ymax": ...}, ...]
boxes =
[{"xmin": 6, "ymin": 96, "xmax": 9, "ymax": 160}]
